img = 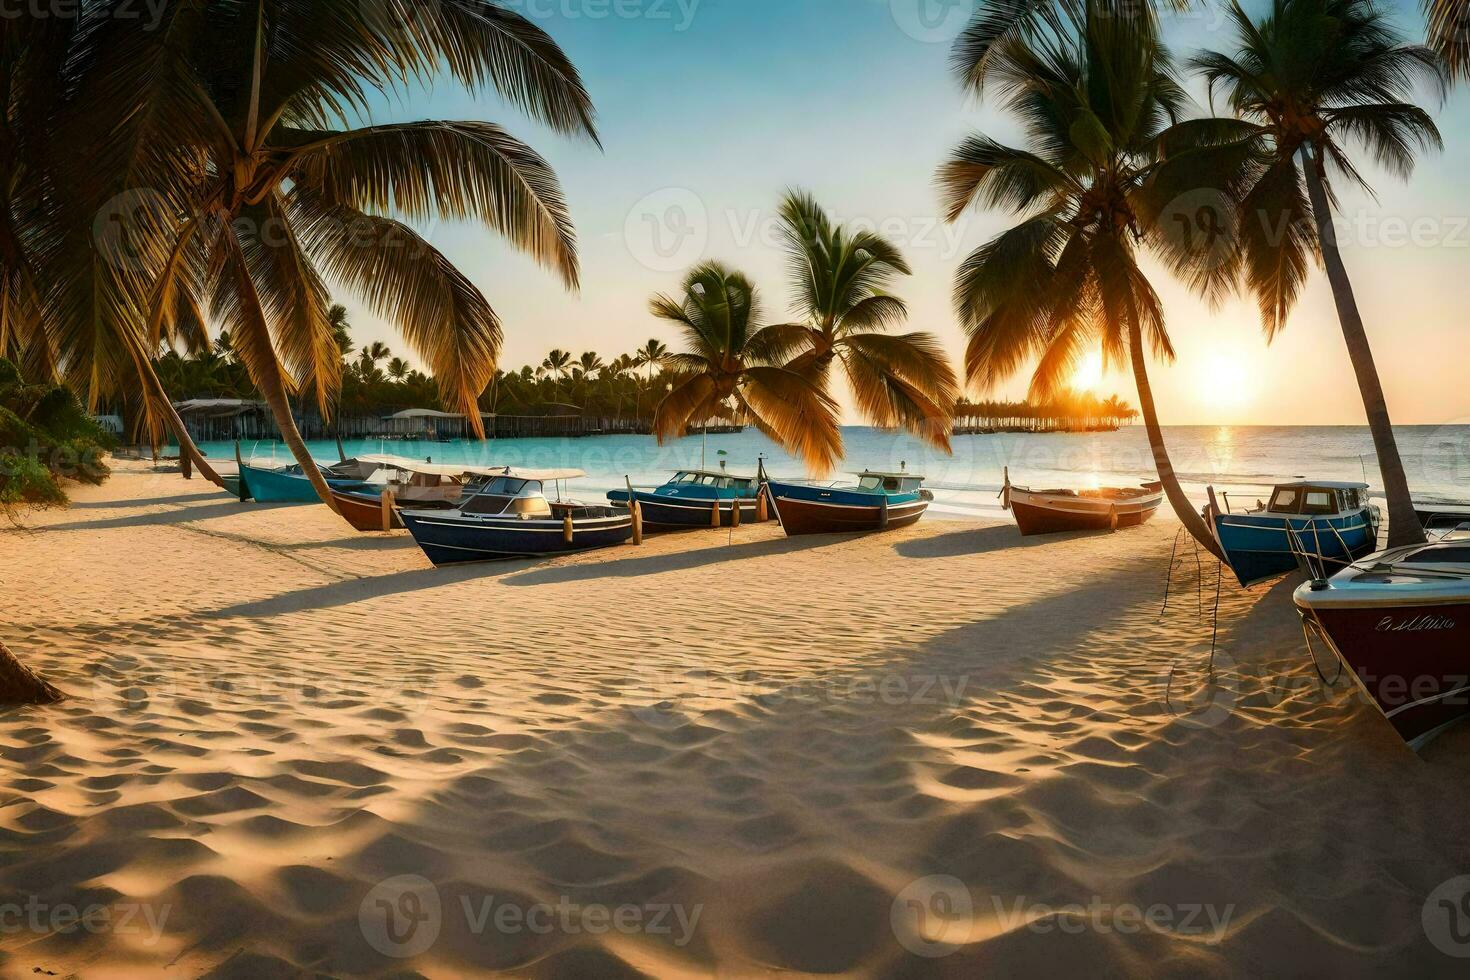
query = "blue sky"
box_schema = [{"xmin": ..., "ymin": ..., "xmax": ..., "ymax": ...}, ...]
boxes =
[{"xmin": 340, "ymin": 0, "xmax": 1470, "ymax": 425}]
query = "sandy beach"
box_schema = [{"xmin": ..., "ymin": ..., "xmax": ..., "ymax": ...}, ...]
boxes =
[{"xmin": 3, "ymin": 461, "xmax": 1470, "ymax": 977}]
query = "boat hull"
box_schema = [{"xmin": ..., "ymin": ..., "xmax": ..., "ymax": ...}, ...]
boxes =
[
  {"xmin": 238, "ymin": 462, "xmax": 369, "ymax": 504},
  {"xmin": 1298, "ymin": 600, "xmax": 1470, "ymax": 749},
  {"xmin": 400, "ymin": 509, "xmax": 634, "ymax": 565},
  {"xmin": 1010, "ymin": 488, "xmax": 1163, "ymax": 536},
  {"xmin": 1214, "ymin": 510, "xmax": 1377, "ymax": 588},
  {"xmin": 768, "ymin": 482, "xmax": 929, "ymax": 536},
  {"xmin": 606, "ymin": 489, "xmax": 768, "ymax": 530},
  {"xmin": 221, "ymin": 474, "xmax": 248, "ymax": 501},
  {"xmin": 331, "ymin": 489, "xmax": 404, "ymax": 532}
]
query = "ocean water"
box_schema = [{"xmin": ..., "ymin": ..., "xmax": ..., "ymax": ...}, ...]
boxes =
[{"xmin": 196, "ymin": 425, "xmax": 1470, "ymax": 522}]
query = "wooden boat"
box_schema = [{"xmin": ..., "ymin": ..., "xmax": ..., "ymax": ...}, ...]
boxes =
[
  {"xmin": 606, "ymin": 463, "xmax": 771, "ymax": 531},
  {"xmin": 1207, "ymin": 481, "xmax": 1380, "ymax": 588},
  {"xmin": 400, "ymin": 469, "xmax": 633, "ymax": 565},
  {"xmin": 329, "ymin": 460, "xmax": 497, "ymax": 532},
  {"xmin": 1001, "ymin": 468, "xmax": 1164, "ymax": 535},
  {"xmin": 1413, "ymin": 500, "xmax": 1470, "ymax": 529},
  {"xmin": 236, "ymin": 459, "xmax": 378, "ymax": 503},
  {"xmin": 1295, "ymin": 530, "xmax": 1470, "ymax": 749},
  {"xmin": 767, "ymin": 468, "xmax": 932, "ymax": 536}
]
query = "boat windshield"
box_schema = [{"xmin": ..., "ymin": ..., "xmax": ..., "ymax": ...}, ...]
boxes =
[
  {"xmin": 671, "ymin": 472, "xmax": 725, "ymax": 487},
  {"xmin": 1268, "ymin": 488, "xmax": 1302, "ymax": 514},
  {"xmin": 859, "ymin": 475, "xmax": 906, "ymax": 493},
  {"xmin": 477, "ymin": 477, "xmax": 542, "ymax": 497}
]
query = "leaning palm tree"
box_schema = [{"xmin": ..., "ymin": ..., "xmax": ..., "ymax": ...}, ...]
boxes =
[
  {"xmin": 773, "ymin": 190, "xmax": 959, "ymax": 453},
  {"xmin": 651, "ymin": 262, "xmax": 842, "ymax": 473},
  {"xmin": 54, "ymin": 0, "xmax": 596, "ymax": 508},
  {"xmin": 940, "ymin": 2, "xmax": 1233, "ymax": 559},
  {"xmin": 1193, "ymin": 0, "xmax": 1443, "ymax": 547}
]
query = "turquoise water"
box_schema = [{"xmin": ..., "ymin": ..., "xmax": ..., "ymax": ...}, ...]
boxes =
[{"xmin": 191, "ymin": 425, "xmax": 1470, "ymax": 522}]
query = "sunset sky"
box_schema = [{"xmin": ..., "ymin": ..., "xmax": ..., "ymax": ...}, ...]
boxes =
[{"xmin": 341, "ymin": 0, "xmax": 1470, "ymax": 426}]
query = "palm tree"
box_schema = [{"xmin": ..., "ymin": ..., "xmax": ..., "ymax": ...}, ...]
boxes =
[
  {"xmin": 387, "ymin": 357, "xmax": 410, "ymax": 382},
  {"xmin": 577, "ymin": 351, "xmax": 605, "ymax": 376},
  {"xmin": 651, "ymin": 262, "xmax": 842, "ymax": 472},
  {"xmin": 1426, "ymin": 0, "xmax": 1469, "ymax": 79},
  {"xmin": 772, "ymin": 190, "xmax": 959, "ymax": 453},
  {"xmin": 1193, "ymin": 0, "xmax": 1443, "ymax": 547},
  {"xmin": 58, "ymin": 0, "xmax": 596, "ymax": 508},
  {"xmin": 542, "ymin": 349, "xmax": 572, "ymax": 397},
  {"xmin": 940, "ymin": 1, "xmax": 1230, "ymax": 559},
  {"xmin": 634, "ymin": 338, "xmax": 669, "ymax": 385}
]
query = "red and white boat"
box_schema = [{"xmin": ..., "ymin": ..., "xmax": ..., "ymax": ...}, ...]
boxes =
[
  {"xmin": 1294, "ymin": 531, "xmax": 1470, "ymax": 750},
  {"xmin": 1001, "ymin": 469, "xmax": 1165, "ymax": 536}
]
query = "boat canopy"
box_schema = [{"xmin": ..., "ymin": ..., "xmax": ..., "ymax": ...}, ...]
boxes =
[{"xmin": 1275, "ymin": 480, "xmax": 1369, "ymax": 490}]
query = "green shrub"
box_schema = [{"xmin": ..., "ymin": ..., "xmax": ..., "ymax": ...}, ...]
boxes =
[{"xmin": 0, "ymin": 360, "xmax": 113, "ymax": 508}]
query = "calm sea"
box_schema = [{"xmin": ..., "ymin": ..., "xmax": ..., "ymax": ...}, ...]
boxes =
[{"xmin": 195, "ymin": 425, "xmax": 1470, "ymax": 522}]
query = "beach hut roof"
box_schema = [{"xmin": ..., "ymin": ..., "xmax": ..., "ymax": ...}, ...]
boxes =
[{"xmin": 382, "ymin": 408, "xmax": 464, "ymax": 420}]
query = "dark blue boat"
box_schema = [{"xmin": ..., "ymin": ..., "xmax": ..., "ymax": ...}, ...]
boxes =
[
  {"xmin": 400, "ymin": 469, "xmax": 633, "ymax": 565},
  {"xmin": 768, "ymin": 469, "xmax": 933, "ymax": 536},
  {"xmin": 606, "ymin": 466, "xmax": 769, "ymax": 530},
  {"xmin": 1207, "ymin": 481, "xmax": 1380, "ymax": 587}
]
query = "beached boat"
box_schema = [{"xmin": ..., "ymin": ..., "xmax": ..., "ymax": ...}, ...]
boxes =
[
  {"xmin": 767, "ymin": 469, "xmax": 932, "ymax": 536},
  {"xmin": 606, "ymin": 464, "xmax": 770, "ymax": 531},
  {"xmin": 400, "ymin": 469, "xmax": 633, "ymax": 565},
  {"xmin": 1207, "ymin": 481, "xmax": 1380, "ymax": 588},
  {"xmin": 1001, "ymin": 468, "xmax": 1164, "ymax": 535},
  {"xmin": 236, "ymin": 459, "xmax": 381, "ymax": 503},
  {"xmin": 1295, "ymin": 531, "xmax": 1470, "ymax": 749},
  {"xmin": 329, "ymin": 460, "xmax": 499, "ymax": 532},
  {"xmin": 1413, "ymin": 500, "xmax": 1470, "ymax": 529}
]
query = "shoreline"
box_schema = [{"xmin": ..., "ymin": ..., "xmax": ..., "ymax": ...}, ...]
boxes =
[{"xmin": 3, "ymin": 464, "xmax": 1470, "ymax": 974}]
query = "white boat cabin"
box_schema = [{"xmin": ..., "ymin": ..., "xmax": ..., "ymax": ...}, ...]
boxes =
[
  {"xmin": 460, "ymin": 469, "xmax": 587, "ymax": 518},
  {"xmin": 1258, "ymin": 481, "xmax": 1370, "ymax": 517},
  {"xmin": 667, "ymin": 469, "xmax": 757, "ymax": 491},
  {"xmin": 856, "ymin": 471, "xmax": 926, "ymax": 494}
]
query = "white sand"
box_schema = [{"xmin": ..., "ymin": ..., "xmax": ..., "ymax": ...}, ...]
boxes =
[{"xmin": 2, "ymin": 462, "xmax": 1469, "ymax": 976}]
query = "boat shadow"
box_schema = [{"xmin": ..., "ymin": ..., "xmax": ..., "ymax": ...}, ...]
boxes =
[
  {"xmin": 501, "ymin": 535, "xmax": 837, "ymax": 586},
  {"xmin": 201, "ymin": 561, "xmax": 527, "ymax": 619},
  {"xmin": 894, "ymin": 523, "xmax": 1113, "ymax": 559}
]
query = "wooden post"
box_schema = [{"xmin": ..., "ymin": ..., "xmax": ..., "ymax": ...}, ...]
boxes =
[
  {"xmin": 563, "ymin": 513, "xmax": 575, "ymax": 544},
  {"xmin": 625, "ymin": 477, "xmax": 643, "ymax": 546},
  {"xmin": 731, "ymin": 498, "xmax": 741, "ymax": 528},
  {"xmin": 1109, "ymin": 503, "xmax": 1119, "ymax": 532},
  {"xmin": 181, "ymin": 452, "xmax": 192, "ymax": 480},
  {"xmin": 233, "ymin": 441, "xmax": 248, "ymax": 501},
  {"xmin": 711, "ymin": 499, "xmax": 721, "ymax": 528},
  {"xmin": 757, "ymin": 488, "xmax": 768, "ymax": 522},
  {"xmin": 382, "ymin": 489, "xmax": 395, "ymax": 533},
  {"xmin": 879, "ymin": 495, "xmax": 889, "ymax": 530}
]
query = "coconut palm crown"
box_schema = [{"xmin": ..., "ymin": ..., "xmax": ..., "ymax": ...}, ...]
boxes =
[
  {"xmin": 50, "ymin": 0, "xmax": 596, "ymax": 507},
  {"xmin": 651, "ymin": 262, "xmax": 842, "ymax": 474},
  {"xmin": 940, "ymin": 2, "xmax": 1245, "ymax": 559},
  {"xmin": 1192, "ymin": 0, "xmax": 1444, "ymax": 546},
  {"xmin": 773, "ymin": 190, "xmax": 958, "ymax": 454}
]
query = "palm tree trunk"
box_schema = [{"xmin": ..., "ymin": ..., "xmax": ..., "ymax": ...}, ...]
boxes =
[
  {"xmin": 1128, "ymin": 319, "xmax": 1227, "ymax": 562},
  {"xmin": 124, "ymin": 332, "xmax": 224, "ymax": 488},
  {"xmin": 0, "ymin": 638, "xmax": 62, "ymax": 705},
  {"xmin": 1302, "ymin": 145, "xmax": 1424, "ymax": 548},
  {"xmin": 225, "ymin": 239, "xmax": 341, "ymax": 514}
]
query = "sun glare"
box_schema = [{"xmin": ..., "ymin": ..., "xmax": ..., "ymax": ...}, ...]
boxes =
[
  {"xmin": 1195, "ymin": 351, "xmax": 1257, "ymax": 413},
  {"xmin": 1071, "ymin": 351, "xmax": 1104, "ymax": 392}
]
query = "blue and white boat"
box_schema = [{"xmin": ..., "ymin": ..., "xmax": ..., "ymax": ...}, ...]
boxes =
[
  {"xmin": 234, "ymin": 459, "xmax": 378, "ymax": 503},
  {"xmin": 767, "ymin": 468, "xmax": 933, "ymax": 536},
  {"xmin": 1207, "ymin": 481, "xmax": 1381, "ymax": 588},
  {"xmin": 606, "ymin": 464, "xmax": 769, "ymax": 531},
  {"xmin": 400, "ymin": 468, "xmax": 634, "ymax": 565}
]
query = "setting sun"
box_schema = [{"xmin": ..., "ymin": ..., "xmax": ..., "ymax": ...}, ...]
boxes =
[
  {"xmin": 1195, "ymin": 350, "xmax": 1258, "ymax": 411},
  {"xmin": 1071, "ymin": 351, "xmax": 1105, "ymax": 392}
]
